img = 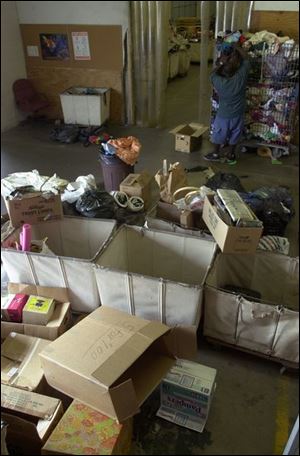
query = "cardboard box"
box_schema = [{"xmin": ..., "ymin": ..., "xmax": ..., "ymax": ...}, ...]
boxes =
[
  {"xmin": 202, "ymin": 195, "xmax": 263, "ymax": 254},
  {"xmin": 155, "ymin": 200, "xmax": 206, "ymax": 229},
  {"xmin": 23, "ymin": 295, "xmax": 55, "ymax": 326},
  {"xmin": 120, "ymin": 172, "xmax": 152, "ymax": 209},
  {"xmin": 1, "ymin": 293, "xmax": 29, "ymax": 322},
  {"xmin": 1, "ymin": 284, "xmax": 72, "ymax": 341},
  {"xmin": 5, "ymin": 192, "xmax": 63, "ymax": 227},
  {"xmin": 40, "ymin": 306, "xmax": 176, "ymax": 422},
  {"xmin": 1, "ymin": 385, "xmax": 63, "ymax": 455},
  {"xmin": 157, "ymin": 359, "xmax": 217, "ymax": 433},
  {"xmin": 42, "ymin": 400, "xmax": 133, "ymax": 455},
  {"xmin": 170, "ymin": 123, "xmax": 208, "ymax": 153},
  {"xmin": 1, "ymin": 332, "xmax": 50, "ymax": 392}
]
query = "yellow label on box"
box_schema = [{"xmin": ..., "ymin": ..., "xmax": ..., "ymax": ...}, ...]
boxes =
[{"xmin": 24, "ymin": 296, "xmax": 54, "ymax": 314}]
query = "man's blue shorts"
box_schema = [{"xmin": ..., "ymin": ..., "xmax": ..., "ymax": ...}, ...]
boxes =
[{"xmin": 211, "ymin": 114, "xmax": 244, "ymax": 145}]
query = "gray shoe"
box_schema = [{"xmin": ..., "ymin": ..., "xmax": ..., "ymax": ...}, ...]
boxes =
[{"xmin": 203, "ymin": 152, "xmax": 221, "ymax": 162}]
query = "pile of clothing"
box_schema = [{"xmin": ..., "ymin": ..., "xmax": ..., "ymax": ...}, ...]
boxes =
[{"xmin": 49, "ymin": 124, "xmax": 112, "ymax": 147}]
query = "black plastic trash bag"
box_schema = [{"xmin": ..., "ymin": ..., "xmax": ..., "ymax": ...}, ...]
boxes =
[
  {"xmin": 240, "ymin": 187, "xmax": 294, "ymax": 236},
  {"xmin": 206, "ymin": 172, "xmax": 246, "ymax": 193},
  {"xmin": 114, "ymin": 207, "xmax": 145, "ymax": 226},
  {"xmin": 75, "ymin": 190, "xmax": 115, "ymax": 218},
  {"xmin": 49, "ymin": 125, "xmax": 80, "ymax": 143}
]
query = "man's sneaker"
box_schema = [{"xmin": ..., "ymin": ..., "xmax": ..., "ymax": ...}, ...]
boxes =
[
  {"xmin": 203, "ymin": 152, "xmax": 221, "ymax": 162},
  {"xmin": 224, "ymin": 153, "xmax": 237, "ymax": 165}
]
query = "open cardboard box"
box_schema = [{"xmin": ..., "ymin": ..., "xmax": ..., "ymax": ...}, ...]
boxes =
[
  {"xmin": 1, "ymin": 283, "xmax": 72, "ymax": 341},
  {"xmin": 1, "ymin": 332, "xmax": 50, "ymax": 392},
  {"xmin": 40, "ymin": 306, "xmax": 178, "ymax": 422},
  {"xmin": 170, "ymin": 123, "xmax": 208, "ymax": 153},
  {"xmin": 5, "ymin": 192, "xmax": 63, "ymax": 227},
  {"xmin": 1, "ymin": 385, "xmax": 63, "ymax": 455},
  {"xmin": 120, "ymin": 171, "xmax": 153, "ymax": 209},
  {"xmin": 202, "ymin": 195, "xmax": 263, "ymax": 254}
]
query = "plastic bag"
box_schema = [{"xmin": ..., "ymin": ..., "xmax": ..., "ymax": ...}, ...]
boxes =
[
  {"xmin": 50, "ymin": 125, "xmax": 80, "ymax": 144},
  {"xmin": 240, "ymin": 187, "xmax": 294, "ymax": 236},
  {"xmin": 206, "ymin": 172, "xmax": 246, "ymax": 193},
  {"xmin": 108, "ymin": 136, "xmax": 141, "ymax": 165},
  {"xmin": 61, "ymin": 175, "xmax": 97, "ymax": 204},
  {"xmin": 75, "ymin": 190, "xmax": 115, "ymax": 218},
  {"xmin": 30, "ymin": 239, "xmax": 55, "ymax": 255}
]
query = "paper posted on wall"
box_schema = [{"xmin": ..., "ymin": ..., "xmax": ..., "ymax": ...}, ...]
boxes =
[{"xmin": 72, "ymin": 32, "xmax": 91, "ymax": 60}]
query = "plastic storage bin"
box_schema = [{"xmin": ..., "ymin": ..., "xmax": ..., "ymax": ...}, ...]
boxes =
[
  {"xmin": 60, "ymin": 87, "xmax": 110, "ymax": 126},
  {"xmin": 1, "ymin": 216, "xmax": 116, "ymax": 313}
]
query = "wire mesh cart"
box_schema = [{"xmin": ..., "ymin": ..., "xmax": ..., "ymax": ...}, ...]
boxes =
[{"xmin": 211, "ymin": 41, "xmax": 299, "ymax": 158}]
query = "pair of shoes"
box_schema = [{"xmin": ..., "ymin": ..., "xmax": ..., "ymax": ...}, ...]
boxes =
[
  {"xmin": 203, "ymin": 152, "xmax": 221, "ymax": 162},
  {"xmin": 112, "ymin": 191, "xmax": 144, "ymax": 212}
]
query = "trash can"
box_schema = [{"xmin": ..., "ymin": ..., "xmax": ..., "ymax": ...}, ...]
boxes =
[{"xmin": 99, "ymin": 153, "xmax": 134, "ymax": 192}]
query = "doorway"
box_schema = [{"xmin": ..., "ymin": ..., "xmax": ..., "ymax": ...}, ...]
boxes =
[{"xmin": 164, "ymin": 1, "xmax": 216, "ymax": 129}]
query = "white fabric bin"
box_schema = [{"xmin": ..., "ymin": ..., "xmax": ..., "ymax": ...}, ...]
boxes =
[
  {"xmin": 94, "ymin": 225, "xmax": 217, "ymax": 327},
  {"xmin": 168, "ymin": 52, "xmax": 179, "ymax": 79},
  {"xmin": 1, "ymin": 217, "xmax": 116, "ymax": 313},
  {"xmin": 60, "ymin": 87, "xmax": 110, "ymax": 126},
  {"xmin": 178, "ymin": 49, "xmax": 191, "ymax": 76},
  {"xmin": 204, "ymin": 252, "xmax": 299, "ymax": 365}
]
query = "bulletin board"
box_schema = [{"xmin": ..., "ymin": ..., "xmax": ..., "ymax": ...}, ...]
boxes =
[
  {"xmin": 20, "ymin": 24, "xmax": 123, "ymax": 70},
  {"xmin": 19, "ymin": 24, "xmax": 124, "ymax": 123}
]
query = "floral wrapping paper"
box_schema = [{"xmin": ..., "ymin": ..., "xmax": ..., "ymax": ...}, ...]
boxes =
[{"xmin": 42, "ymin": 400, "xmax": 132, "ymax": 455}]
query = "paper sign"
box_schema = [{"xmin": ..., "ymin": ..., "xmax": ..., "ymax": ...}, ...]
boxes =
[
  {"xmin": 72, "ymin": 32, "xmax": 91, "ymax": 60},
  {"xmin": 27, "ymin": 46, "xmax": 39, "ymax": 57}
]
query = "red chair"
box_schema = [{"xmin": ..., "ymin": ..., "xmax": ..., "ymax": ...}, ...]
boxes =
[{"xmin": 13, "ymin": 79, "xmax": 49, "ymax": 115}]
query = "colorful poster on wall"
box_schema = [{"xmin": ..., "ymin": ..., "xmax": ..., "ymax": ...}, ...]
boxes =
[
  {"xmin": 72, "ymin": 32, "xmax": 91, "ymax": 60},
  {"xmin": 39, "ymin": 34, "xmax": 70, "ymax": 60}
]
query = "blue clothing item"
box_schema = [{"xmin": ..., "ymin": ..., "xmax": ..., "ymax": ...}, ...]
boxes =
[
  {"xmin": 211, "ymin": 114, "xmax": 244, "ymax": 145},
  {"xmin": 211, "ymin": 59, "xmax": 251, "ymax": 118}
]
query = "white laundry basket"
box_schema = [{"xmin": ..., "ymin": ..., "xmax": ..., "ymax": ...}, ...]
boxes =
[
  {"xmin": 1, "ymin": 216, "xmax": 116, "ymax": 312},
  {"xmin": 60, "ymin": 87, "xmax": 110, "ymax": 126},
  {"xmin": 204, "ymin": 251, "xmax": 299, "ymax": 365},
  {"xmin": 94, "ymin": 225, "xmax": 217, "ymax": 327}
]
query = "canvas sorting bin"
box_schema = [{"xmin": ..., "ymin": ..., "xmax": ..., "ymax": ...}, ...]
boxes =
[
  {"xmin": 204, "ymin": 252, "xmax": 299, "ymax": 365},
  {"xmin": 60, "ymin": 87, "xmax": 110, "ymax": 126},
  {"xmin": 94, "ymin": 225, "xmax": 217, "ymax": 327},
  {"xmin": 1, "ymin": 217, "xmax": 116, "ymax": 313}
]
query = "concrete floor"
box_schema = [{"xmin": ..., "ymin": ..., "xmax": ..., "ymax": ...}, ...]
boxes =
[{"xmin": 1, "ymin": 64, "xmax": 299, "ymax": 455}]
